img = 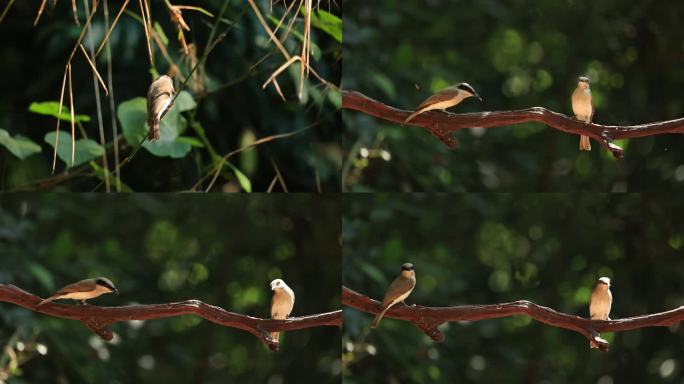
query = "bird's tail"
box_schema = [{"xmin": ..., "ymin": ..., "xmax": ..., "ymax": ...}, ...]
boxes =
[
  {"xmin": 148, "ymin": 119, "xmax": 160, "ymax": 141},
  {"xmin": 404, "ymin": 107, "xmax": 428, "ymax": 124},
  {"xmin": 579, "ymin": 135, "xmax": 591, "ymax": 151},
  {"xmin": 371, "ymin": 306, "xmax": 390, "ymax": 328},
  {"xmin": 36, "ymin": 296, "xmax": 58, "ymax": 307}
]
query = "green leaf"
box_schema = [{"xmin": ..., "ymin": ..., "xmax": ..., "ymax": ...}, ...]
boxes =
[
  {"xmin": 117, "ymin": 97, "xmax": 192, "ymax": 158},
  {"xmin": 239, "ymin": 129, "xmax": 257, "ymax": 176},
  {"xmin": 175, "ymin": 91, "xmax": 197, "ymax": 112},
  {"xmin": 28, "ymin": 101, "xmax": 91, "ymax": 122},
  {"xmin": 303, "ymin": 7, "xmax": 342, "ymax": 43},
  {"xmin": 154, "ymin": 22, "xmax": 169, "ymax": 46},
  {"xmin": 226, "ymin": 162, "xmax": 252, "ymax": 192},
  {"xmin": 176, "ymin": 136, "xmax": 205, "ymax": 147},
  {"xmin": 44, "ymin": 131, "xmax": 104, "ymax": 168},
  {"xmin": 89, "ymin": 162, "xmax": 134, "ymax": 192},
  {"xmin": 327, "ymin": 88, "xmax": 341, "ymax": 108},
  {"xmin": 117, "ymin": 97, "xmax": 147, "ymax": 145},
  {"xmin": 0, "ymin": 129, "xmax": 42, "ymax": 160}
]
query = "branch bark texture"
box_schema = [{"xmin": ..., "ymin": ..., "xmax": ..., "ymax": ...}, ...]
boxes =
[
  {"xmin": 342, "ymin": 89, "xmax": 684, "ymax": 158},
  {"xmin": 342, "ymin": 286, "xmax": 684, "ymax": 351},
  {"xmin": 1, "ymin": 284, "xmax": 341, "ymax": 351}
]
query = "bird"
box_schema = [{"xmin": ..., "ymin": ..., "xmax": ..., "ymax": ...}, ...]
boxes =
[
  {"xmin": 571, "ymin": 76, "xmax": 594, "ymax": 151},
  {"xmin": 404, "ymin": 83, "xmax": 482, "ymax": 123},
  {"xmin": 270, "ymin": 278, "xmax": 295, "ymax": 345},
  {"xmin": 146, "ymin": 75, "xmax": 175, "ymax": 141},
  {"xmin": 36, "ymin": 277, "xmax": 118, "ymax": 306},
  {"xmin": 589, "ymin": 276, "xmax": 612, "ymax": 348},
  {"xmin": 371, "ymin": 262, "xmax": 416, "ymax": 328}
]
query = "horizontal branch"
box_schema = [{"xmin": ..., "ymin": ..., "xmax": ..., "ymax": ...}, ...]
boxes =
[
  {"xmin": 1, "ymin": 284, "xmax": 340, "ymax": 351},
  {"xmin": 342, "ymin": 286, "xmax": 684, "ymax": 352},
  {"xmin": 342, "ymin": 89, "xmax": 684, "ymax": 158}
]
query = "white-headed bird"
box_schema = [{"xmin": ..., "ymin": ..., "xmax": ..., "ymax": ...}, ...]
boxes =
[{"xmin": 572, "ymin": 76, "xmax": 594, "ymax": 151}]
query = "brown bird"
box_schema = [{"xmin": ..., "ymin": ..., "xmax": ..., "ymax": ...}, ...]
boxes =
[
  {"xmin": 270, "ymin": 278, "xmax": 295, "ymax": 344},
  {"xmin": 146, "ymin": 75, "xmax": 175, "ymax": 141},
  {"xmin": 36, "ymin": 277, "xmax": 118, "ymax": 306},
  {"xmin": 571, "ymin": 76, "xmax": 594, "ymax": 151},
  {"xmin": 589, "ymin": 276, "xmax": 612, "ymax": 348},
  {"xmin": 371, "ymin": 263, "xmax": 416, "ymax": 328},
  {"xmin": 404, "ymin": 83, "xmax": 482, "ymax": 123}
]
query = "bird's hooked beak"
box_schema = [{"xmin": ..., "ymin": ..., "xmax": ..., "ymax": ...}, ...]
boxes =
[{"xmin": 474, "ymin": 94, "xmax": 483, "ymax": 102}]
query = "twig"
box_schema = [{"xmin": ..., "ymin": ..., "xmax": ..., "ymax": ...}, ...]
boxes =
[
  {"xmin": 342, "ymin": 90, "xmax": 684, "ymax": 159},
  {"xmin": 103, "ymin": 0, "xmax": 122, "ymax": 191},
  {"xmin": 1, "ymin": 284, "xmax": 341, "ymax": 351},
  {"xmin": 198, "ymin": 125, "xmax": 314, "ymax": 192},
  {"xmin": 84, "ymin": 0, "xmax": 110, "ymax": 192},
  {"xmin": 0, "ymin": 0, "xmax": 15, "ymax": 23},
  {"xmin": 94, "ymin": 0, "xmax": 130, "ymax": 58},
  {"xmin": 342, "ymin": 286, "xmax": 684, "ymax": 352}
]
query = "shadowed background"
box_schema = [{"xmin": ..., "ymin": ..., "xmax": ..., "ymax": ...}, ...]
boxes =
[
  {"xmin": 0, "ymin": 194, "xmax": 341, "ymax": 383},
  {"xmin": 342, "ymin": 0, "xmax": 684, "ymax": 192},
  {"xmin": 342, "ymin": 193, "xmax": 684, "ymax": 383}
]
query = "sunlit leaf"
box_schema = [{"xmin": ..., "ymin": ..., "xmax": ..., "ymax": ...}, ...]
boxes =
[
  {"xmin": 28, "ymin": 101, "xmax": 91, "ymax": 122},
  {"xmin": 44, "ymin": 131, "xmax": 104, "ymax": 168}
]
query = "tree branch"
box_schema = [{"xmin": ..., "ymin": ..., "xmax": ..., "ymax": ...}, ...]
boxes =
[
  {"xmin": 0, "ymin": 284, "xmax": 341, "ymax": 352},
  {"xmin": 342, "ymin": 89, "xmax": 684, "ymax": 159},
  {"xmin": 342, "ymin": 286, "xmax": 684, "ymax": 352}
]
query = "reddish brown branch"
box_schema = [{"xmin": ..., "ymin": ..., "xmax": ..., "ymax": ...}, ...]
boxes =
[
  {"xmin": 342, "ymin": 286, "xmax": 684, "ymax": 352},
  {"xmin": 342, "ymin": 89, "xmax": 684, "ymax": 159},
  {"xmin": 1, "ymin": 284, "xmax": 340, "ymax": 351}
]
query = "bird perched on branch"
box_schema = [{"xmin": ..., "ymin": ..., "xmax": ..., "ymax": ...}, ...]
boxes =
[
  {"xmin": 270, "ymin": 278, "xmax": 295, "ymax": 347},
  {"xmin": 36, "ymin": 277, "xmax": 118, "ymax": 306},
  {"xmin": 589, "ymin": 276, "xmax": 612, "ymax": 348},
  {"xmin": 404, "ymin": 83, "xmax": 483, "ymax": 123},
  {"xmin": 571, "ymin": 76, "xmax": 594, "ymax": 151},
  {"xmin": 147, "ymin": 75, "xmax": 176, "ymax": 141},
  {"xmin": 371, "ymin": 263, "xmax": 416, "ymax": 328}
]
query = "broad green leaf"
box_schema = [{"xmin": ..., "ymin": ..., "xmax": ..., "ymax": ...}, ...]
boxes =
[
  {"xmin": 44, "ymin": 131, "xmax": 104, "ymax": 168},
  {"xmin": 0, "ymin": 129, "xmax": 42, "ymax": 160},
  {"xmin": 117, "ymin": 97, "xmax": 192, "ymax": 158},
  {"xmin": 175, "ymin": 91, "xmax": 197, "ymax": 112},
  {"xmin": 28, "ymin": 101, "xmax": 91, "ymax": 122},
  {"xmin": 302, "ymin": 7, "xmax": 342, "ymax": 43},
  {"xmin": 226, "ymin": 162, "xmax": 252, "ymax": 192},
  {"xmin": 117, "ymin": 97, "xmax": 147, "ymax": 145}
]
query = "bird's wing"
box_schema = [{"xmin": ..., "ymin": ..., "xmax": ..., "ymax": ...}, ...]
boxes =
[
  {"xmin": 415, "ymin": 87, "xmax": 459, "ymax": 110},
  {"xmin": 53, "ymin": 279, "xmax": 96, "ymax": 296},
  {"xmin": 590, "ymin": 96, "xmax": 595, "ymax": 121},
  {"xmin": 381, "ymin": 276, "xmax": 415, "ymax": 307}
]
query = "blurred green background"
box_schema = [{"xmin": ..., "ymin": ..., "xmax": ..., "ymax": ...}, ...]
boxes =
[
  {"xmin": 342, "ymin": 194, "xmax": 684, "ymax": 383},
  {"xmin": 342, "ymin": 0, "xmax": 684, "ymax": 191},
  {"xmin": 0, "ymin": 194, "xmax": 341, "ymax": 383},
  {"xmin": 0, "ymin": 0, "xmax": 341, "ymax": 191}
]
